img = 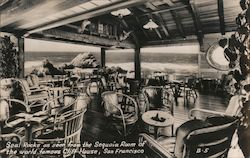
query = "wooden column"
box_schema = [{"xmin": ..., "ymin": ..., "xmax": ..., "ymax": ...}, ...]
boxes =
[
  {"xmin": 134, "ymin": 47, "xmax": 141, "ymax": 80},
  {"xmin": 198, "ymin": 52, "xmax": 201, "ymax": 77},
  {"xmin": 101, "ymin": 48, "xmax": 106, "ymax": 67},
  {"xmin": 18, "ymin": 37, "xmax": 25, "ymax": 78}
]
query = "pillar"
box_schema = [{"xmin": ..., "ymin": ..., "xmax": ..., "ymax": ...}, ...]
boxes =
[
  {"xmin": 134, "ymin": 46, "xmax": 141, "ymax": 80},
  {"xmin": 18, "ymin": 37, "xmax": 25, "ymax": 78},
  {"xmin": 101, "ymin": 47, "xmax": 106, "ymax": 67}
]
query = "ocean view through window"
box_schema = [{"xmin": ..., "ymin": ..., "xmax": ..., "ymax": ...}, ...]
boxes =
[{"xmin": 24, "ymin": 39, "xmax": 220, "ymax": 79}]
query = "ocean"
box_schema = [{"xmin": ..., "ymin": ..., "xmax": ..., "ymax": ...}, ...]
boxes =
[{"xmin": 25, "ymin": 51, "xmax": 199, "ymax": 76}]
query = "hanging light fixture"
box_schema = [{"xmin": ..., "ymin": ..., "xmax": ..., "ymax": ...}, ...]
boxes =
[
  {"xmin": 111, "ymin": 8, "xmax": 131, "ymax": 18},
  {"xmin": 143, "ymin": 19, "xmax": 159, "ymax": 30}
]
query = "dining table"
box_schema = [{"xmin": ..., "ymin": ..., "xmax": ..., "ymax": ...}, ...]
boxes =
[{"xmin": 142, "ymin": 110, "xmax": 174, "ymax": 139}]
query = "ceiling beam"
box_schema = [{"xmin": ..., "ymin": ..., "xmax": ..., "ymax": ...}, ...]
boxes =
[
  {"xmin": 170, "ymin": 10, "xmax": 185, "ymax": 38},
  {"xmin": 0, "ymin": 0, "xmax": 66, "ymax": 28},
  {"xmin": 217, "ymin": 0, "xmax": 225, "ymax": 35},
  {"xmin": 145, "ymin": 2, "xmax": 157, "ymax": 10},
  {"xmin": 155, "ymin": 13, "xmax": 170, "ymax": 38},
  {"xmin": 139, "ymin": 4, "xmax": 188, "ymax": 17},
  {"xmin": 27, "ymin": 0, "xmax": 149, "ymax": 35},
  {"xmin": 134, "ymin": 16, "xmax": 150, "ymax": 40},
  {"xmin": 32, "ymin": 29, "xmax": 135, "ymax": 49},
  {"xmin": 189, "ymin": 0, "xmax": 204, "ymax": 50},
  {"xmin": 162, "ymin": 0, "xmax": 175, "ymax": 6},
  {"xmin": 120, "ymin": 19, "xmax": 140, "ymax": 47},
  {"xmin": 143, "ymin": 37, "xmax": 198, "ymax": 47},
  {"xmin": 15, "ymin": 0, "xmax": 92, "ymax": 30},
  {"xmin": 148, "ymin": 14, "xmax": 163, "ymax": 39},
  {"xmin": 151, "ymin": 0, "xmax": 170, "ymax": 38},
  {"xmin": 145, "ymin": 2, "xmax": 165, "ymax": 39}
]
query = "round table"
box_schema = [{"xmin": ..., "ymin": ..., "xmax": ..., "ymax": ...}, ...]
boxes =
[{"xmin": 142, "ymin": 110, "xmax": 174, "ymax": 138}]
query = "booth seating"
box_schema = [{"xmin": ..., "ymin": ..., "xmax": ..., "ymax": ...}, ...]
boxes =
[
  {"xmin": 101, "ymin": 91, "xmax": 138, "ymax": 136},
  {"xmin": 140, "ymin": 116, "xmax": 239, "ymax": 158}
]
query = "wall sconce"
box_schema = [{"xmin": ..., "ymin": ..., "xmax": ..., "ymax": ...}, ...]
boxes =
[
  {"xmin": 143, "ymin": 19, "xmax": 159, "ymax": 30},
  {"xmin": 111, "ymin": 8, "xmax": 131, "ymax": 18}
]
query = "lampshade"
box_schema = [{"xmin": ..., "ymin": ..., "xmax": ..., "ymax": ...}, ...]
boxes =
[
  {"xmin": 143, "ymin": 19, "xmax": 159, "ymax": 30},
  {"xmin": 111, "ymin": 8, "xmax": 131, "ymax": 18}
]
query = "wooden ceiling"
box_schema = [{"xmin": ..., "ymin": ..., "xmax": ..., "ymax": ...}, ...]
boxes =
[{"xmin": 0, "ymin": 0, "xmax": 241, "ymax": 49}]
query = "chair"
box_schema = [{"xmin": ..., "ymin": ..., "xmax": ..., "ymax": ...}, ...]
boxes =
[
  {"xmin": 14, "ymin": 79, "xmax": 51, "ymax": 107},
  {"xmin": 101, "ymin": 91, "xmax": 138, "ymax": 136},
  {"xmin": 140, "ymin": 116, "xmax": 239, "ymax": 158},
  {"xmin": 141, "ymin": 86, "xmax": 174, "ymax": 137},
  {"xmin": 127, "ymin": 79, "xmax": 141, "ymax": 95},
  {"xmin": 114, "ymin": 72, "xmax": 128, "ymax": 93},
  {"xmin": 33, "ymin": 109, "xmax": 86, "ymax": 158},
  {"xmin": 189, "ymin": 94, "xmax": 245, "ymax": 119},
  {"xmin": 141, "ymin": 86, "xmax": 174, "ymax": 115},
  {"xmin": 26, "ymin": 74, "xmax": 54, "ymax": 89},
  {"xmin": 0, "ymin": 99, "xmax": 29, "ymax": 155},
  {"xmin": 189, "ymin": 94, "xmax": 249, "ymax": 129},
  {"xmin": 179, "ymin": 83, "xmax": 198, "ymax": 104},
  {"xmin": 63, "ymin": 75, "xmax": 80, "ymax": 93},
  {"xmin": 0, "ymin": 133, "xmax": 22, "ymax": 157}
]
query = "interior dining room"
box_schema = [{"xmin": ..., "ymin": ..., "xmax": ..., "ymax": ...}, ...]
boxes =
[{"xmin": 0, "ymin": 0, "xmax": 249, "ymax": 158}]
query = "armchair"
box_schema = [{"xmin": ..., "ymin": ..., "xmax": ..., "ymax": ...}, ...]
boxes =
[
  {"xmin": 189, "ymin": 94, "xmax": 245, "ymax": 119},
  {"xmin": 114, "ymin": 73, "xmax": 128, "ymax": 93},
  {"xmin": 0, "ymin": 99, "xmax": 29, "ymax": 156},
  {"xmin": 140, "ymin": 116, "xmax": 239, "ymax": 158},
  {"xmin": 141, "ymin": 86, "xmax": 174, "ymax": 115},
  {"xmin": 101, "ymin": 91, "xmax": 138, "ymax": 136},
  {"xmin": 26, "ymin": 74, "xmax": 54, "ymax": 88},
  {"xmin": 33, "ymin": 109, "xmax": 86, "ymax": 158},
  {"xmin": 0, "ymin": 133, "xmax": 22, "ymax": 157},
  {"xmin": 14, "ymin": 79, "xmax": 51, "ymax": 107}
]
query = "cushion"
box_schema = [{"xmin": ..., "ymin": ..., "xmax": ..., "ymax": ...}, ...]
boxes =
[{"xmin": 206, "ymin": 115, "xmax": 237, "ymax": 126}]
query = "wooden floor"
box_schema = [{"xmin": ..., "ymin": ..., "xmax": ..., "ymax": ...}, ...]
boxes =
[{"xmin": 80, "ymin": 91, "xmax": 250, "ymax": 158}]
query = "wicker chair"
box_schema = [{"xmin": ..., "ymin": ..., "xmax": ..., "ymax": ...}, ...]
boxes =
[
  {"xmin": 101, "ymin": 91, "xmax": 138, "ymax": 136},
  {"xmin": 26, "ymin": 74, "xmax": 54, "ymax": 89},
  {"xmin": 114, "ymin": 73, "xmax": 128, "ymax": 93},
  {"xmin": 14, "ymin": 79, "xmax": 51, "ymax": 108},
  {"xmin": 33, "ymin": 109, "xmax": 86, "ymax": 158},
  {"xmin": 0, "ymin": 98, "xmax": 30, "ymax": 157},
  {"xmin": 0, "ymin": 133, "xmax": 22, "ymax": 157},
  {"xmin": 141, "ymin": 86, "xmax": 174, "ymax": 115}
]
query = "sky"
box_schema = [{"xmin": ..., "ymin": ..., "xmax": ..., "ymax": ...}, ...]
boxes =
[{"xmin": 25, "ymin": 38, "xmax": 200, "ymax": 54}]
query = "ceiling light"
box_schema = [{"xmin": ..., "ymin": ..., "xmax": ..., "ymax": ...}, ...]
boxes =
[
  {"xmin": 111, "ymin": 8, "xmax": 131, "ymax": 18},
  {"xmin": 143, "ymin": 19, "xmax": 159, "ymax": 30}
]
